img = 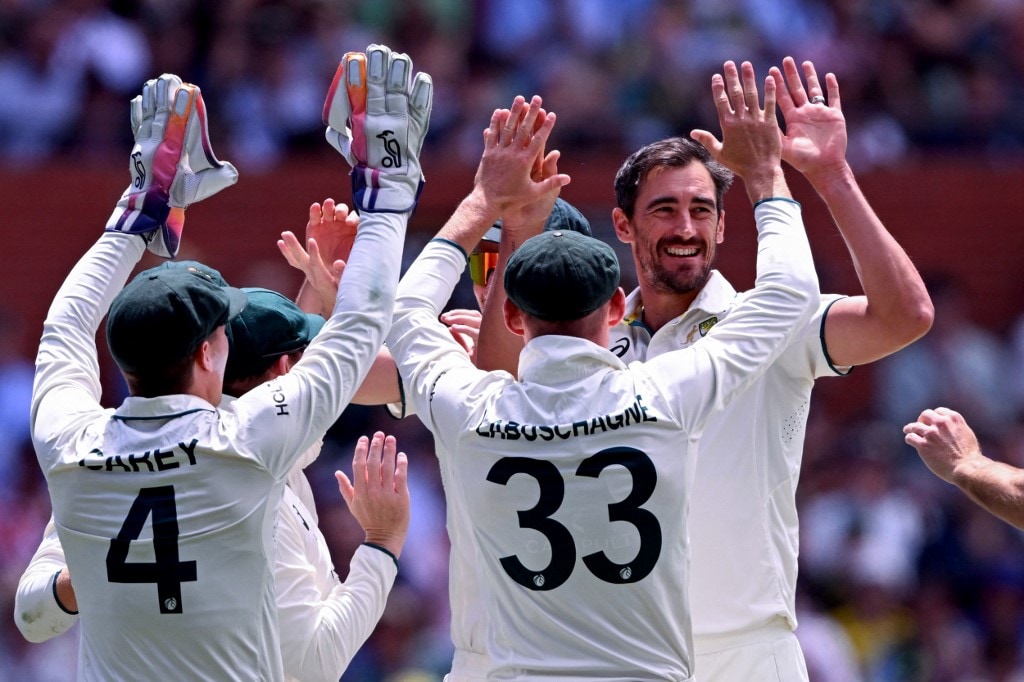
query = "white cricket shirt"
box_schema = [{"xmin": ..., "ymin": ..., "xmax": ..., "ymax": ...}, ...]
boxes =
[
  {"xmin": 31, "ymin": 213, "xmax": 403, "ymax": 681},
  {"xmin": 388, "ymin": 199, "xmax": 817, "ymax": 680},
  {"xmin": 613, "ymin": 273, "xmax": 848, "ymax": 645}
]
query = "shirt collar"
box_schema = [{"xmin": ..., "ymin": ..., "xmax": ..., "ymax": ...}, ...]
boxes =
[
  {"xmin": 519, "ymin": 335, "xmax": 626, "ymax": 385},
  {"xmin": 112, "ymin": 393, "xmax": 217, "ymax": 421},
  {"xmin": 622, "ymin": 270, "xmax": 737, "ymax": 328}
]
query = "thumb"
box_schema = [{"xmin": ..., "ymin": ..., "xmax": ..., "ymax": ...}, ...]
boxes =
[
  {"xmin": 689, "ymin": 129, "xmax": 722, "ymax": 157},
  {"xmin": 534, "ymin": 173, "xmax": 571, "ymax": 197},
  {"xmin": 335, "ymin": 470, "xmax": 354, "ymax": 507},
  {"xmin": 192, "ymin": 162, "xmax": 239, "ymax": 203}
]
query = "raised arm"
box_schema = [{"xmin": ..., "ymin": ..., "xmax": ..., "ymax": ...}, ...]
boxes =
[
  {"xmin": 277, "ymin": 432, "xmax": 409, "ymax": 680},
  {"xmin": 770, "ymin": 57, "xmax": 933, "ymax": 366},
  {"xmin": 385, "ymin": 96, "xmax": 566, "ymax": 428},
  {"xmin": 277, "ymin": 200, "xmax": 402, "ymax": 406},
  {"xmin": 655, "ymin": 60, "xmax": 818, "ymax": 425},
  {"xmin": 904, "ymin": 408, "xmax": 1024, "ymax": 530},
  {"xmin": 32, "ymin": 75, "xmax": 236, "ymax": 448},
  {"xmin": 235, "ymin": 45, "xmax": 432, "ymax": 476}
]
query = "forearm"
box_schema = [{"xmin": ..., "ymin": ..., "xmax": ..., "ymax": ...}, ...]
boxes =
[
  {"xmin": 31, "ymin": 233, "xmax": 145, "ymax": 427},
  {"xmin": 953, "ymin": 457, "xmax": 1024, "ymax": 531},
  {"xmin": 284, "ymin": 545, "xmax": 397, "ymax": 682},
  {"xmin": 475, "ymin": 235, "xmax": 522, "ymax": 374},
  {"xmin": 386, "ymin": 240, "xmax": 475, "ymax": 420},
  {"xmin": 436, "ymin": 189, "xmax": 501, "ymax": 256},
  {"xmin": 742, "ymin": 165, "xmax": 791, "ymax": 205},
  {"xmin": 811, "ymin": 164, "xmax": 932, "ymax": 327}
]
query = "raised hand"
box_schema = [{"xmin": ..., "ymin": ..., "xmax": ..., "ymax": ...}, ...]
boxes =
[
  {"xmin": 323, "ymin": 44, "xmax": 433, "ymax": 214},
  {"xmin": 335, "ymin": 432, "xmax": 410, "ymax": 559},
  {"xmin": 474, "ymin": 95, "xmax": 569, "ymax": 244},
  {"xmin": 691, "ymin": 61, "xmax": 786, "ymax": 203},
  {"xmin": 277, "ymin": 199, "xmax": 357, "ymax": 315},
  {"xmin": 440, "ymin": 308, "xmax": 483, "ymax": 362},
  {"xmin": 770, "ymin": 57, "xmax": 847, "ymax": 180},
  {"xmin": 107, "ymin": 74, "xmax": 238, "ymax": 258}
]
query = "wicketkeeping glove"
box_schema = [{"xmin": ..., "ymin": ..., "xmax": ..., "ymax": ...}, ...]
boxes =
[
  {"xmin": 105, "ymin": 73, "xmax": 238, "ymax": 258},
  {"xmin": 323, "ymin": 44, "xmax": 433, "ymax": 214}
]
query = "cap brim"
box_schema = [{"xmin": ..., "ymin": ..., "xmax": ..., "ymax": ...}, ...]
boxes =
[{"xmin": 224, "ymin": 287, "xmax": 248, "ymax": 319}]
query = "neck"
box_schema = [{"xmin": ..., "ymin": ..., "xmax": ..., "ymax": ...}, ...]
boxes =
[{"xmin": 636, "ymin": 283, "xmax": 699, "ymax": 333}]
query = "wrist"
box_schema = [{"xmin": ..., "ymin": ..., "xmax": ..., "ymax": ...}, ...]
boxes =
[
  {"xmin": 803, "ymin": 160, "xmax": 855, "ymax": 197},
  {"xmin": 950, "ymin": 452, "xmax": 990, "ymax": 489},
  {"xmin": 363, "ymin": 537, "xmax": 402, "ymax": 563},
  {"xmin": 743, "ymin": 165, "xmax": 790, "ymax": 205}
]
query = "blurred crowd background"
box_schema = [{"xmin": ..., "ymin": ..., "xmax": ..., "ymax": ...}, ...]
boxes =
[{"xmin": 4, "ymin": 1, "xmax": 1024, "ymax": 681}]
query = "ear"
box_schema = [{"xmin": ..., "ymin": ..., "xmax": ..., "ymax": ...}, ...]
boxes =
[
  {"xmin": 715, "ymin": 210, "xmax": 725, "ymax": 244},
  {"xmin": 612, "ymin": 207, "xmax": 634, "ymax": 245},
  {"xmin": 607, "ymin": 288, "xmax": 627, "ymax": 327},
  {"xmin": 503, "ymin": 298, "xmax": 526, "ymax": 338},
  {"xmin": 269, "ymin": 354, "xmax": 291, "ymax": 379},
  {"xmin": 195, "ymin": 340, "xmax": 216, "ymax": 373}
]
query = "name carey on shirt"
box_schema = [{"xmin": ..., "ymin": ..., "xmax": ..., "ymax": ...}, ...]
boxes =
[
  {"xmin": 475, "ymin": 394, "xmax": 657, "ymax": 441},
  {"xmin": 77, "ymin": 438, "xmax": 200, "ymax": 472}
]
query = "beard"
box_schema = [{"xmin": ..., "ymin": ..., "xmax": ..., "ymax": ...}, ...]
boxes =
[{"xmin": 638, "ymin": 237, "xmax": 717, "ymax": 295}]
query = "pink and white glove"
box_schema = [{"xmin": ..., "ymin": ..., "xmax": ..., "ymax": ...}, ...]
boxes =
[
  {"xmin": 323, "ymin": 44, "xmax": 432, "ymax": 214},
  {"xmin": 105, "ymin": 73, "xmax": 238, "ymax": 258}
]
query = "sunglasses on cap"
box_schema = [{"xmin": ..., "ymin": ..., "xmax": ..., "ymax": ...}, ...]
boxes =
[{"xmin": 469, "ymin": 251, "xmax": 499, "ymax": 287}]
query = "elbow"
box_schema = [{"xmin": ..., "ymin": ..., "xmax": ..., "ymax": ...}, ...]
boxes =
[
  {"xmin": 896, "ymin": 297, "xmax": 935, "ymax": 346},
  {"xmin": 13, "ymin": 611, "xmax": 51, "ymax": 644}
]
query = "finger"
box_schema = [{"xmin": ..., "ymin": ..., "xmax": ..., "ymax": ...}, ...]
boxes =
[
  {"xmin": 322, "ymin": 197, "xmax": 336, "ymax": 219},
  {"xmin": 351, "ymin": 435, "xmax": 369, "ymax": 491},
  {"xmin": 515, "ymin": 95, "xmax": 544, "ymax": 146},
  {"xmin": 449, "ymin": 324, "xmax": 480, "ymax": 342},
  {"xmin": 722, "ymin": 61, "xmax": 745, "ymax": 112},
  {"xmin": 484, "ymin": 108, "xmax": 505, "ymax": 149},
  {"xmin": 381, "ymin": 434, "xmax": 398, "ymax": 489},
  {"xmin": 308, "ymin": 202, "xmax": 323, "ymax": 226},
  {"xmin": 801, "ymin": 60, "xmax": 823, "ymax": 100},
  {"xmin": 527, "ymin": 110, "xmax": 559, "ymax": 156},
  {"xmin": 541, "ymin": 149, "xmax": 561, "ymax": 180},
  {"xmin": 904, "ymin": 433, "xmax": 925, "ymax": 449},
  {"xmin": 366, "ymin": 431, "xmax": 384, "ymax": 487},
  {"xmin": 740, "ymin": 61, "xmax": 760, "ymax": 113},
  {"xmin": 335, "ymin": 470, "xmax": 355, "ymax": 506},
  {"xmin": 769, "ymin": 66, "xmax": 795, "ymax": 117},
  {"xmin": 709, "ymin": 73, "xmax": 732, "ymax": 117},
  {"xmin": 307, "ymin": 237, "xmax": 324, "ymax": 265},
  {"xmin": 502, "ymin": 96, "xmax": 527, "ymax": 145},
  {"xmin": 277, "ymin": 231, "xmax": 309, "ymax": 269},
  {"xmin": 781, "ymin": 56, "xmax": 807, "ymax": 105},
  {"xmin": 394, "ymin": 451, "xmax": 409, "ymax": 497},
  {"xmin": 825, "ymin": 72, "xmax": 841, "ymax": 113},
  {"xmin": 762, "ymin": 75, "xmax": 777, "ymax": 121}
]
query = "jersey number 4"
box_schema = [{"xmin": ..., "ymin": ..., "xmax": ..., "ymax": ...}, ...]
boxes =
[
  {"xmin": 106, "ymin": 485, "xmax": 197, "ymax": 614},
  {"xmin": 487, "ymin": 446, "xmax": 662, "ymax": 591}
]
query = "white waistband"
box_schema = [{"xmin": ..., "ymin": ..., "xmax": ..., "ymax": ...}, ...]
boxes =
[
  {"xmin": 694, "ymin": 618, "xmax": 795, "ymax": 654},
  {"xmin": 446, "ymin": 649, "xmax": 490, "ymax": 681}
]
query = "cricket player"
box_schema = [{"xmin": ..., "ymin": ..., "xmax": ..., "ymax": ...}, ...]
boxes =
[
  {"xmin": 387, "ymin": 67, "xmax": 817, "ymax": 679},
  {"xmin": 29, "ymin": 44, "xmax": 430, "ymax": 680},
  {"xmin": 17, "ymin": 280, "xmax": 411, "ymax": 682},
  {"xmin": 473, "ymin": 59, "xmax": 933, "ymax": 681}
]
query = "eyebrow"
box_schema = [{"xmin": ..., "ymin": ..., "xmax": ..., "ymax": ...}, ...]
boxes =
[{"xmin": 644, "ymin": 194, "xmax": 717, "ymax": 211}]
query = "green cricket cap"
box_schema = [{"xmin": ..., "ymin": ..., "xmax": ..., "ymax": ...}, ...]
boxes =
[
  {"xmin": 504, "ymin": 229, "xmax": 620, "ymax": 322},
  {"xmin": 107, "ymin": 266, "xmax": 248, "ymax": 373},
  {"xmin": 224, "ymin": 287, "xmax": 325, "ymax": 381}
]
